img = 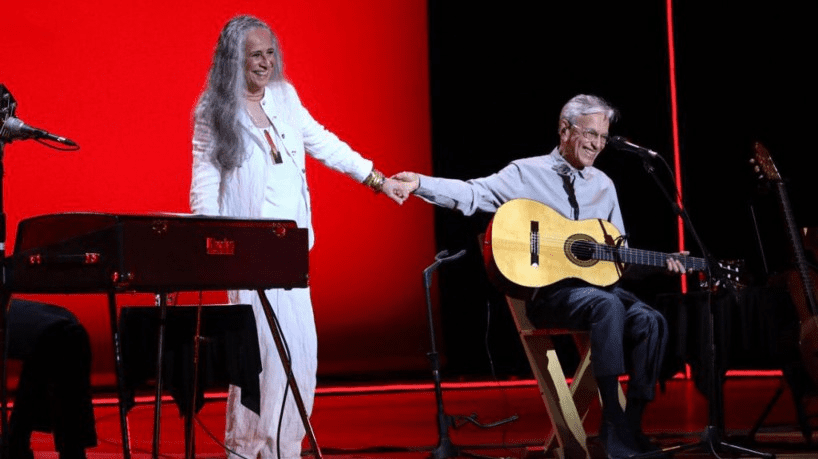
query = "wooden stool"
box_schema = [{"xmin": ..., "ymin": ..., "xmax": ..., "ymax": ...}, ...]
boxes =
[{"xmin": 505, "ymin": 296, "xmax": 624, "ymax": 459}]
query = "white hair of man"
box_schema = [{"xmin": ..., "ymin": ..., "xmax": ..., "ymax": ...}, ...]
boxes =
[{"xmin": 559, "ymin": 94, "xmax": 619, "ymax": 129}]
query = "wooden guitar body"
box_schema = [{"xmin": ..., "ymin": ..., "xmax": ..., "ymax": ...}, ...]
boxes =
[
  {"xmin": 753, "ymin": 142, "xmax": 818, "ymax": 386},
  {"xmin": 486, "ymin": 198, "xmax": 624, "ymax": 288},
  {"xmin": 483, "ymin": 198, "xmax": 710, "ymax": 290},
  {"xmin": 786, "ymin": 269, "xmax": 818, "ymax": 385}
]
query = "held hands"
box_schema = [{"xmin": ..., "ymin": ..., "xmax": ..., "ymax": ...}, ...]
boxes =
[
  {"xmin": 381, "ymin": 171, "xmax": 420, "ymax": 205},
  {"xmin": 381, "ymin": 177, "xmax": 408, "ymax": 205}
]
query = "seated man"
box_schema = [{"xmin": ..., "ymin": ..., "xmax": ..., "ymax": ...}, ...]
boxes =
[
  {"xmin": 6, "ymin": 299, "xmax": 97, "ymax": 459},
  {"xmin": 392, "ymin": 94, "xmax": 687, "ymax": 458}
]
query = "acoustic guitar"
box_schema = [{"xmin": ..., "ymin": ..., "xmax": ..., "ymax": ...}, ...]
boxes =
[
  {"xmin": 751, "ymin": 142, "xmax": 818, "ymax": 386},
  {"xmin": 482, "ymin": 198, "xmax": 713, "ymax": 289}
]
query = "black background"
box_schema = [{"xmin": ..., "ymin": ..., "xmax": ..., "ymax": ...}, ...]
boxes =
[{"xmin": 427, "ymin": 1, "xmax": 818, "ymax": 377}]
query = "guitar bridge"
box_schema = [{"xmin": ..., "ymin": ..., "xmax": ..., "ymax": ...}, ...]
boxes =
[{"xmin": 530, "ymin": 221, "xmax": 539, "ymax": 267}]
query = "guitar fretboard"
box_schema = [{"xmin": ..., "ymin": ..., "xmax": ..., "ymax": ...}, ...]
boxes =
[
  {"xmin": 775, "ymin": 181, "xmax": 818, "ymax": 309},
  {"xmin": 573, "ymin": 241, "xmax": 709, "ymax": 270}
]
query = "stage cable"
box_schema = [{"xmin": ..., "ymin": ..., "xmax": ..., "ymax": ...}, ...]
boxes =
[
  {"xmin": 194, "ymin": 414, "xmax": 251, "ymax": 459},
  {"xmin": 483, "ymin": 299, "xmax": 509, "ymax": 449},
  {"xmin": 479, "ymin": 298, "xmax": 518, "ymax": 449},
  {"xmin": 273, "ymin": 292, "xmax": 293, "ymax": 459},
  {"xmin": 484, "ymin": 300, "xmax": 498, "ymax": 378},
  {"xmin": 190, "ymin": 289, "xmax": 253, "ymax": 459}
]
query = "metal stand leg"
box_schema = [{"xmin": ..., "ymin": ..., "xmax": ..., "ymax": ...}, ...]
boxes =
[
  {"xmin": 152, "ymin": 293, "xmax": 169, "ymax": 459},
  {"xmin": 0, "ymin": 290, "xmax": 12, "ymax": 459},
  {"xmin": 185, "ymin": 300, "xmax": 205, "ymax": 459},
  {"xmin": 107, "ymin": 292, "xmax": 132, "ymax": 459},
  {"xmin": 423, "ymin": 250, "xmax": 517, "ymax": 459},
  {"xmin": 748, "ymin": 378, "xmax": 786, "ymax": 441},
  {"xmin": 634, "ymin": 148, "xmax": 775, "ymax": 459},
  {"xmin": 634, "ymin": 294, "xmax": 775, "ymax": 459},
  {"xmin": 0, "ymin": 138, "xmax": 7, "ymax": 459},
  {"xmin": 256, "ymin": 289, "xmax": 323, "ymax": 459}
]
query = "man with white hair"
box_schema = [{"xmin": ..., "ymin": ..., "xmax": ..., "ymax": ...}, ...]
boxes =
[{"xmin": 393, "ymin": 94, "xmax": 683, "ymax": 458}]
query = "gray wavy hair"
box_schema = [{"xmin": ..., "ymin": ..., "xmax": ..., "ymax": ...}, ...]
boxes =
[
  {"xmin": 559, "ymin": 94, "xmax": 618, "ymax": 129},
  {"xmin": 196, "ymin": 15, "xmax": 285, "ymax": 170}
]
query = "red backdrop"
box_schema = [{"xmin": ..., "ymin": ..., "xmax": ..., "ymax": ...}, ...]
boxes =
[{"xmin": 2, "ymin": 0, "xmax": 435, "ymax": 384}]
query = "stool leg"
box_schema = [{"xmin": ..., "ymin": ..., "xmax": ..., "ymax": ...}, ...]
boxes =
[{"xmin": 524, "ymin": 332, "xmax": 590, "ymax": 459}]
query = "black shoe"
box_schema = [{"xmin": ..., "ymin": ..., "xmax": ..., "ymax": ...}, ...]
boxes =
[
  {"xmin": 633, "ymin": 432, "xmax": 662, "ymax": 453},
  {"xmin": 634, "ymin": 430, "xmax": 660, "ymax": 452},
  {"xmin": 633, "ymin": 431, "xmax": 672, "ymax": 458},
  {"xmin": 600, "ymin": 420, "xmax": 642, "ymax": 459}
]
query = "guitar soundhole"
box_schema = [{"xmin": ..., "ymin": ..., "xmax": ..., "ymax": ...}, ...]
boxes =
[{"xmin": 565, "ymin": 234, "xmax": 598, "ymax": 267}]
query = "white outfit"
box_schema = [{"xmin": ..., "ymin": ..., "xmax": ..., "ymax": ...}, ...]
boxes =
[{"xmin": 190, "ymin": 80, "xmax": 373, "ymax": 459}]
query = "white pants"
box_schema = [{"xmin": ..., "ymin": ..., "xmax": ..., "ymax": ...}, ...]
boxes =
[{"xmin": 224, "ymin": 287, "xmax": 317, "ymax": 459}]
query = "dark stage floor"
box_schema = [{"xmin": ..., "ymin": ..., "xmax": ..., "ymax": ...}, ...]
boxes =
[{"xmin": 24, "ymin": 376, "xmax": 818, "ymax": 458}]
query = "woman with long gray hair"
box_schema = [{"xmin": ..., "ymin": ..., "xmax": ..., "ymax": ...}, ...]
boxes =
[{"xmin": 190, "ymin": 15, "xmax": 405, "ymax": 459}]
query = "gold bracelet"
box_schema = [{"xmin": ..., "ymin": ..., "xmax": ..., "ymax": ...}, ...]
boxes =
[{"xmin": 363, "ymin": 169, "xmax": 386, "ymax": 193}]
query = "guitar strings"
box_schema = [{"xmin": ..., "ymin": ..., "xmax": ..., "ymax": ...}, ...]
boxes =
[{"xmin": 491, "ymin": 236, "xmax": 706, "ymax": 268}]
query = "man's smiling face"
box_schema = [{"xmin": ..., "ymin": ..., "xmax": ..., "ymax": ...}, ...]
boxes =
[{"xmin": 559, "ymin": 113, "xmax": 610, "ymax": 169}]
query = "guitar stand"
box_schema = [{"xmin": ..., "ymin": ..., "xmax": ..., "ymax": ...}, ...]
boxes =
[
  {"xmin": 423, "ymin": 250, "xmax": 518, "ymax": 459},
  {"xmin": 748, "ymin": 363, "xmax": 816, "ymax": 445},
  {"xmin": 633, "ymin": 155, "xmax": 774, "ymax": 459}
]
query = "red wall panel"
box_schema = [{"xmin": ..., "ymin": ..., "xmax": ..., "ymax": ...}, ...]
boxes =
[{"xmin": 2, "ymin": 0, "xmax": 435, "ymax": 383}]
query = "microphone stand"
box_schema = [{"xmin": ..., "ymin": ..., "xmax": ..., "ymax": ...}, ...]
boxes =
[
  {"xmin": 1, "ymin": 86, "xmax": 15, "ymax": 458},
  {"xmin": 632, "ymin": 155, "xmax": 774, "ymax": 459},
  {"xmin": 0, "ymin": 135, "xmax": 11, "ymax": 459},
  {"xmin": 1, "ymin": 87, "xmax": 134, "ymax": 459},
  {"xmin": 422, "ymin": 249, "xmax": 518, "ymax": 459}
]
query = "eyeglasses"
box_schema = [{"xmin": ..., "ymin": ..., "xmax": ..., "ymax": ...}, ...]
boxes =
[{"xmin": 570, "ymin": 124, "xmax": 609, "ymax": 145}]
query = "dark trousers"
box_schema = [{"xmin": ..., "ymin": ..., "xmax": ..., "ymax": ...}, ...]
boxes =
[
  {"xmin": 7, "ymin": 299, "xmax": 97, "ymax": 456},
  {"xmin": 527, "ymin": 280, "xmax": 668, "ymax": 400}
]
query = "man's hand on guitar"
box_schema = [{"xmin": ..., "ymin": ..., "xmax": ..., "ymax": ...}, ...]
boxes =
[{"xmin": 666, "ymin": 251, "xmax": 691, "ymax": 274}]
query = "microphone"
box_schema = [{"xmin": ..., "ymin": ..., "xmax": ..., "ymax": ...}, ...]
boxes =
[
  {"xmin": 0, "ymin": 116, "xmax": 78, "ymax": 147},
  {"xmin": 608, "ymin": 136, "xmax": 658, "ymax": 159}
]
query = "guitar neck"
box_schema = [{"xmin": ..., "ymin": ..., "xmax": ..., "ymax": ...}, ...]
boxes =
[
  {"xmin": 777, "ymin": 182, "xmax": 813, "ymax": 268},
  {"xmin": 775, "ymin": 181, "xmax": 818, "ymax": 306},
  {"xmin": 594, "ymin": 244, "xmax": 708, "ymax": 271},
  {"xmin": 753, "ymin": 142, "xmax": 818, "ymax": 313}
]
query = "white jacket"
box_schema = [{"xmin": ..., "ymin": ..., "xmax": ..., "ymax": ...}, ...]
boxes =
[{"xmin": 190, "ymin": 80, "xmax": 373, "ymax": 248}]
